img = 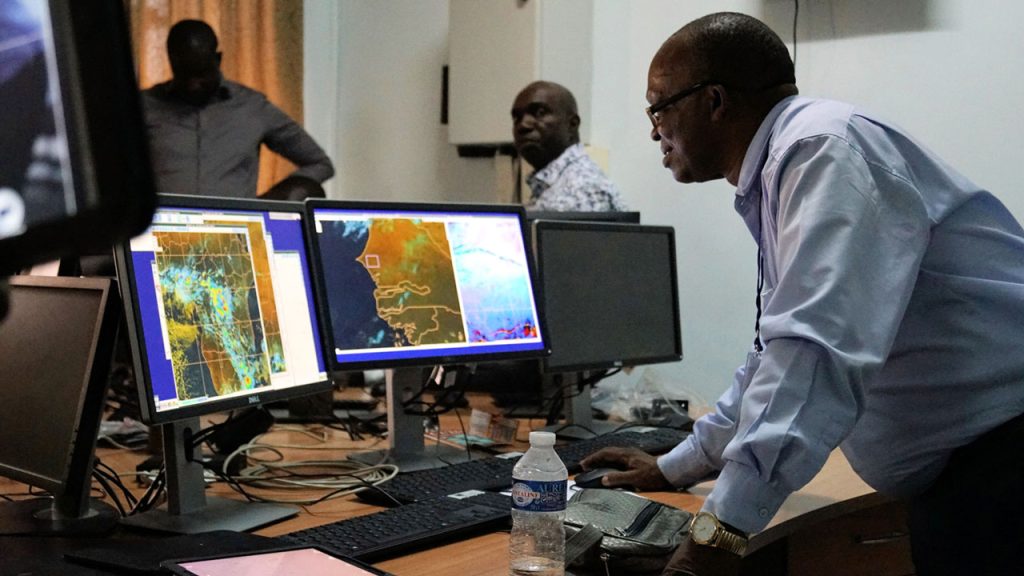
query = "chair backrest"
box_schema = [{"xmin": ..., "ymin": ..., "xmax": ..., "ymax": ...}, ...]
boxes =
[{"xmin": 260, "ymin": 176, "xmax": 326, "ymax": 201}]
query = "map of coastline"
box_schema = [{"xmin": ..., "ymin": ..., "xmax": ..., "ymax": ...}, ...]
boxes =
[
  {"xmin": 154, "ymin": 229, "xmax": 274, "ymax": 402},
  {"xmin": 318, "ymin": 215, "xmax": 541, "ymax": 353},
  {"xmin": 358, "ymin": 218, "xmax": 465, "ymax": 346},
  {"xmin": 210, "ymin": 220, "xmax": 286, "ymax": 371}
]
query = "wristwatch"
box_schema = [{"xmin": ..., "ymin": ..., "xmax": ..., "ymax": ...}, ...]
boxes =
[{"xmin": 689, "ymin": 511, "xmax": 748, "ymax": 556}]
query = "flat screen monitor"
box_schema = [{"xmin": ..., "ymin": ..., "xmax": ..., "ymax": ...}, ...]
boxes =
[
  {"xmin": 531, "ymin": 221, "xmax": 682, "ymax": 438},
  {"xmin": 117, "ymin": 195, "xmax": 330, "ymax": 425},
  {"xmin": 114, "ymin": 194, "xmax": 330, "ymax": 532},
  {"xmin": 534, "ymin": 220, "xmax": 682, "ymax": 373},
  {"xmin": 306, "ymin": 200, "xmax": 549, "ymax": 372},
  {"xmin": 0, "ymin": 0, "xmax": 155, "ymax": 274},
  {"xmin": 305, "ymin": 199, "xmax": 548, "ymax": 471},
  {"xmin": 0, "ymin": 275, "xmax": 120, "ymax": 536}
]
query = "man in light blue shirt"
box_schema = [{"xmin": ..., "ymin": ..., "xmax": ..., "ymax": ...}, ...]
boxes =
[{"xmin": 582, "ymin": 12, "xmax": 1024, "ymax": 576}]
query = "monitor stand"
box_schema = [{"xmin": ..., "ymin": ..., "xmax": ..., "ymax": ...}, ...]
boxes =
[
  {"xmin": 347, "ymin": 367, "xmax": 483, "ymax": 473},
  {"xmin": 0, "ymin": 498, "xmax": 118, "ymax": 537},
  {"xmin": 543, "ymin": 372, "xmax": 622, "ymax": 440},
  {"xmin": 120, "ymin": 418, "xmax": 297, "ymax": 534}
]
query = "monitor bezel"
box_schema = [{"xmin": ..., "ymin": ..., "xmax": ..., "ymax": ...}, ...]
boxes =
[
  {"xmin": 305, "ymin": 198, "xmax": 551, "ymax": 373},
  {"xmin": 532, "ymin": 220, "xmax": 683, "ymax": 374},
  {"xmin": 114, "ymin": 194, "xmax": 332, "ymax": 426},
  {"xmin": 525, "ymin": 210, "xmax": 641, "ymax": 224},
  {"xmin": 0, "ymin": 275, "xmax": 119, "ymax": 510}
]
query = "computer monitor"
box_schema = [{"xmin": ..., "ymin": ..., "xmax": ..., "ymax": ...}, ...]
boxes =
[
  {"xmin": 115, "ymin": 194, "xmax": 331, "ymax": 533},
  {"xmin": 0, "ymin": 0, "xmax": 155, "ymax": 275},
  {"xmin": 0, "ymin": 276, "xmax": 120, "ymax": 536},
  {"xmin": 532, "ymin": 220, "xmax": 682, "ymax": 437},
  {"xmin": 305, "ymin": 199, "xmax": 549, "ymax": 470}
]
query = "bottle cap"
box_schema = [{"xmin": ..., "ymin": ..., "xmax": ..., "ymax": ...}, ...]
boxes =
[{"xmin": 528, "ymin": 431, "xmax": 556, "ymax": 447}]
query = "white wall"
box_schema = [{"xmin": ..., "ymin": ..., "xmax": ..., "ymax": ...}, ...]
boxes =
[
  {"xmin": 305, "ymin": 0, "xmax": 501, "ymax": 203},
  {"xmin": 306, "ymin": 0, "xmax": 1024, "ymax": 412}
]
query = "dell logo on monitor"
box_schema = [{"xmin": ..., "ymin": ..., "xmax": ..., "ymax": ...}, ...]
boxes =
[{"xmin": 248, "ymin": 395, "xmax": 261, "ymax": 405}]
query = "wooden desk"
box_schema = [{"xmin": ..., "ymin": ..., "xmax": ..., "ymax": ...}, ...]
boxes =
[
  {"xmin": 367, "ymin": 451, "xmax": 912, "ymax": 576},
  {"xmin": 0, "ymin": 418, "xmax": 912, "ymax": 575}
]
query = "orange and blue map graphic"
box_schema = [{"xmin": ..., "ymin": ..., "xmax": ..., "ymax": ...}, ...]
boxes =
[
  {"xmin": 154, "ymin": 226, "xmax": 282, "ymax": 402},
  {"xmin": 318, "ymin": 216, "xmax": 539, "ymax": 351}
]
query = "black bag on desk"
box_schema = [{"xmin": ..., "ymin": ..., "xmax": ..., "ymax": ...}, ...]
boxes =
[{"xmin": 564, "ymin": 488, "xmax": 693, "ymax": 575}]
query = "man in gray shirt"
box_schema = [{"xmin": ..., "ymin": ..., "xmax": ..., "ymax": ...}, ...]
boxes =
[{"xmin": 142, "ymin": 20, "xmax": 334, "ymax": 197}]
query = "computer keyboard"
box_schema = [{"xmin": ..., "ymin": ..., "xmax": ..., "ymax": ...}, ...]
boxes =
[
  {"xmin": 281, "ymin": 490, "xmax": 511, "ymax": 561},
  {"xmin": 357, "ymin": 426, "xmax": 689, "ymax": 505},
  {"xmin": 555, "ymin": 426, "xmax": 689, "ymax": 470}
]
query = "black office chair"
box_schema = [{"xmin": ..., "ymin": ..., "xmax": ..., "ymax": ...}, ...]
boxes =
[{"xmin": 260, "ymin": 175, "xmax": 326, "ymax": 201}]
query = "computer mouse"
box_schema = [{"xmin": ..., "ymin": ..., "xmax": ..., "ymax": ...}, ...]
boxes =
[{"xmin": 574, "ymin": 467, "xmax": 624, "ymax": 489}]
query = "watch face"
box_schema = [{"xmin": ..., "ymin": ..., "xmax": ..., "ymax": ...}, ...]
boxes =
[{"xmin": 691, "ymin": 512, "xmax": 718, "ymax": 544}]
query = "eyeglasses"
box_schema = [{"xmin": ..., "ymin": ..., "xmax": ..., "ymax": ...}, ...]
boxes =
[{"xmin": 645, "ymin": 81, "xmax": 711, "ymax": 129}]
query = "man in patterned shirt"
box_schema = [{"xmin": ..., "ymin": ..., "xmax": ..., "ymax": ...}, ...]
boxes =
[{"xmin": 511, "ymin": 81, "xmax": 626, "ymax": 212}]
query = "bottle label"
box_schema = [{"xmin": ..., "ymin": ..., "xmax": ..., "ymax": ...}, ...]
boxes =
[{"xmin": 510, "ymin": 479, "xmax": 567, "ymax": 512}]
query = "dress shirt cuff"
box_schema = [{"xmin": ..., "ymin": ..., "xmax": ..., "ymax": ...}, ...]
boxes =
[
  {"xmin": 703, "ymin": 461, "xmax": 791, "ymax": 534},
  {"xmin": 656, "ymin": 434, "xmax": 716, "ymax": 487}
]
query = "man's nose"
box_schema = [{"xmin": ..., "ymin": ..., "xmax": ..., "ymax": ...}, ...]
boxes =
[
  {"xmin": 516, "ymin": 113, "xmax": 538, "ymax": 131},
  {"xmin": 650, "ymin": 124, "xmax": 661, "ymax": 141}
]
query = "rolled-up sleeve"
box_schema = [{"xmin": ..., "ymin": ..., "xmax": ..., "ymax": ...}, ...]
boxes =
[{"xmin": 260, "ymin": 99, "xmax": 335, "ymax": 183}]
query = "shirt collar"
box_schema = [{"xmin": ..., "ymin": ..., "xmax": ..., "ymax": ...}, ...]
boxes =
[
  {"xmin": 214, "ymin": 77, "xmax": 234, "ymax": 100},
  {"xmin": 151, "ymin": 74, "xmax": 233, "ymax": 105},
  {"xmin": 527, "ymin": 143, "xmax": 585, "ymax": 189},
  {"xmin": 735, "ymin": 95, "xmax": 798, "ymax": 198}
]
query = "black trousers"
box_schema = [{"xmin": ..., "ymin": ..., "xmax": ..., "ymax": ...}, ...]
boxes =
[{"xmin": 908, "ymin": 411, "xmax": 1024, "ymax": 576}]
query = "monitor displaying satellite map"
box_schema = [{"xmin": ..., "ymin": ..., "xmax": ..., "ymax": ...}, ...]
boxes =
[
  {"xmin": 309, "ymin": 204, "xmax": 546, "ymax": 368},
  {"xmin": 125, "ymin": 204, "xmax": 327, "ymax": 415}
]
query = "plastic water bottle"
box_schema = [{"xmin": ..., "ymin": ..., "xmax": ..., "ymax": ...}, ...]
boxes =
[{"xmin": 510, "ymin": 431, "xmax": 567, "ymax": 576}]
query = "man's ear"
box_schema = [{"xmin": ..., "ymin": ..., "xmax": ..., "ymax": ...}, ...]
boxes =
[
  {"xmin": 709, "ymin": 84, "xmax": 728, "ymax": 121},
  {"xmin": 569, "ymin": 113, "xmax": 582, "ymax": 142}
]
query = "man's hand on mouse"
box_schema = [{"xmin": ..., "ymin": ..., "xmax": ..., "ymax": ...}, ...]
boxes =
[{"xmin": 579, "ymin": 447, "xmax": 674, "ymax": 491}]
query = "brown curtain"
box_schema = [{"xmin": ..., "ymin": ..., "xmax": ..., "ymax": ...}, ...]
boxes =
[{"xmin": 126, "ymin": 0, "xmax": 305, "ymax": 196}]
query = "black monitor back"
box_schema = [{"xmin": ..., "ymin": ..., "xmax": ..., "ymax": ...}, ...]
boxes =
[
  {"xmin": 533, "ymin": 221, "xmax": 682, "ymax": 373},
  {"xmin": 0, "ymin": 275, "xmax": 120, "ymax": 533}
]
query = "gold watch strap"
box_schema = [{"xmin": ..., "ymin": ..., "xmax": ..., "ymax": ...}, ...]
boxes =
[{"xmin": 714, "ymin": 527, "xmax": 748, "ymax": 556}]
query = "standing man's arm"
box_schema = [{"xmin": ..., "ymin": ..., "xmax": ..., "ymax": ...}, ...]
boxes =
[
  {"xmin": 259, "ymin": 98, "xmax": 335, "ymax": 184},
  {"xmin": 656, "ymin": 359, "xmax": 751, "ymax": 485},
  {"xmin": 581, "ymin": 359, "xmax": 749, "ymax": 489}
]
